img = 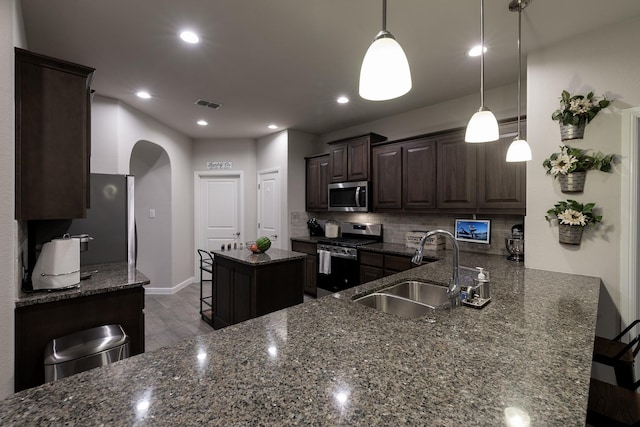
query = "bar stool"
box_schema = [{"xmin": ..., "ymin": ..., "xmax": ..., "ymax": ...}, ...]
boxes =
[
  {"xmin": 197, "ymin": 249, "xmax": 214, "ymax": 326},
  {"xmin": 593, "ymin": 320, "xmax": 640, "ymax": 390},
  {"xmin": 588, "ymin": 320, "xmax": 640, "ymax": 426}
]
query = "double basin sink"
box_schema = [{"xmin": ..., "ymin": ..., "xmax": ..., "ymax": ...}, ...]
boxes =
[{"xmin": 353, "ymin": 280, "xmax": 450, "ymax": 319}]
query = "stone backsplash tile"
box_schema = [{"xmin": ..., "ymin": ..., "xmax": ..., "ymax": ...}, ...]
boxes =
[{"xmin": 292, "ymin": 211, "xmax": 524, "ymax": 257}]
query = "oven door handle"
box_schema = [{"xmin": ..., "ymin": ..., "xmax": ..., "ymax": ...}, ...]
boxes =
[
  {"xmin": 320, "ymin": 252, "xmax": 357, "ymax": 261},
  {"xmin": 355, "ymin": 186, "xmax": 361, "ymax": 208}
]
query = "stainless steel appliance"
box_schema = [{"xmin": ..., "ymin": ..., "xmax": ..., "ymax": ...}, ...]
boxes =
[
  {"xmin": 328, "ymin": 181, "xmax": 369, "ymax": 212},
  {"xmin": 67, "ymin": 174, "xmax": 136, "ymax": 266},
  {"xmin": 317, "ymin": 222, "xmax": 382, "ymax": 295},
  {"xmin": 505, "ymin": 223, "xmax": 524, "ymax": 262}
]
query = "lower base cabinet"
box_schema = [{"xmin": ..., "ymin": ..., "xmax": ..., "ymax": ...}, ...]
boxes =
[
  {"xmin": 213, "ymin": 255, "xmax": 304, "ymax": 329},
  {"xmin": 14, "ymin": 287, "xmax": 145, "ymax": 392},
  {"xmin": 291, "ymin": 240, "xmax": 318, "ymax": 297},
  {"xmin": 359, "ymin": 251, "xmax": 417, "ymax": 284}
]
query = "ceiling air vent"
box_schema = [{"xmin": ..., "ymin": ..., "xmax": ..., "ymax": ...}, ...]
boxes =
[{"xmin": 194, "ymin": 99, "xmax": 222, "ymax": 109}]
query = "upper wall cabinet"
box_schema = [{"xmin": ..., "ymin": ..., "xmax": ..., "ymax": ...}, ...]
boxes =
[
  {"xmin": 305, "ymin": 154, "xmax": 330, "ymax": 211},
  {"xmin": 328, "ymin": 133, "xmax": 386, "ymax": 183},
  {"xmin": 15, "ymin": 48, "xmax": 95, "ymax": 220},
  {"xmin": 372, "ymin": 136, "xmax": 437, "ymax": 212},
  {"xmin": 436, "ymin": 130, "xmax": 478, "ymax": 211},
  {"xmin": 476, "ymin": 121, "xmax": 526, "ymax": 213},
  {"xmin": 370, "ymin": 120, "xmax": 526, "ymax": 215}
]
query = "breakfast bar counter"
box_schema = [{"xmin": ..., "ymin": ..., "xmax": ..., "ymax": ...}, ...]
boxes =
[{"xmin": 1, "ymin": 252, "xmax": 601, "ymax": 425}]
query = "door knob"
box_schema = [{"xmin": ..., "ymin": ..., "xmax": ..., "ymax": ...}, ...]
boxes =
[{"xmin": 271, "ymin": 234, "xmax": 278, "ymax": 239}]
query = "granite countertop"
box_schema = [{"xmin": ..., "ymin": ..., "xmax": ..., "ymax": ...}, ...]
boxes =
[
  {"xmin": 212, "ymin": 247, "xmax": 305, "ymax": 266},
  {"xmin": 15, "ymin": 262, "xmax": 150, "ymax": 308},
  {"xmin": 1, "ymin": 252, "xmax": 600, "ymax": 425},
  {"xmin": 359, "ymin": 241, "xmax": 443, "ymax": 260},
  {"xmin": 290, "ymin": 235, "xmax": 325, "ymax": 244}
]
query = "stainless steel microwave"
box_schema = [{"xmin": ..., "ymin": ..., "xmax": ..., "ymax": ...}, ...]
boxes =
[{"xmin": 328, "ymin": 181, "xmax": 369, "ymax": 212}]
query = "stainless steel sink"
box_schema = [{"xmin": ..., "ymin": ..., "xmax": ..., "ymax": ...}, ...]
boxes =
[
  {"xmin": 382, "ymin": 280, "xmax": 450, "ymax": 308},
  {"xmin": 353, "ymin": 280, "xmax": 450, "ymax": 319},
  {"xmin": 354, "ymin": 293, "xmax": 437, "ymax": 319}
]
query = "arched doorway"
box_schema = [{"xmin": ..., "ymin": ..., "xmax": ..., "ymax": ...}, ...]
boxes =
[{"xmin": 130, "ymin": 140, "xmax": 172, "ymax": 292}]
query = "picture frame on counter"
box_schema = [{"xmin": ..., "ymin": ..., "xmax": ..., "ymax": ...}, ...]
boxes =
[{"xmin": 455, "ymin": 219, "xmax": 491, "ymax": 244}]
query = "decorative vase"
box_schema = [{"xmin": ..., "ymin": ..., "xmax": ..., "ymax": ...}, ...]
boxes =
[
  {"xmin": 558, "ymin": 224, "xmax": 583, "ymax": 245},
  {"xmin": 558, "ymin": 171, "xmax": 586, "ymax": 193},
  {"xmin": 559, "ymin": 123, "xmax": 586, "ymax": 141}
]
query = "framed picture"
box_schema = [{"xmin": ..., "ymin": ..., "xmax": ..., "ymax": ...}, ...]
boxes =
[{"xmin": 455, "ymin": 219, "xmax": 491, "ymax": 244}]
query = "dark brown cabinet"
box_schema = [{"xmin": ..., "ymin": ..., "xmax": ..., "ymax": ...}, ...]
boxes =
[
  {"xmin": 291, "ymin": 240, "xmax": 318, "ymax": 297},
  {"xmin": 372, "ymin": 144, "xmax": 402, "ymax": 210},
  {"xmin": 372, "ymin": 136, "xmax": 437, "ymax": 212},
  {"xmin": 15, "ymin": 286, "xmax": 145, "ymax": 392},
  {"xmin": 305, "ymin": 154, "xmax": 330, "ymax": 211},
  {"xmin": 328, "ymin": 133, "xmax": 386, "ymax": 183},
  {"xmin": 359, "ymin": 250, "xmax": 416, "ymax": 284},
  {"xmin": 477, "ymin": 122, "xmax": 526, "ymax": 213},
  {"xmin": 212, "ymin": 253, "xmax": 304, "ymax": 329},
  {"xmin": 15, "ymin": 48, "xmax": 95, "ymax": 220},
  {"xmin": 436, "ymin": 131, "xmax": 478, "ymax": 211}
]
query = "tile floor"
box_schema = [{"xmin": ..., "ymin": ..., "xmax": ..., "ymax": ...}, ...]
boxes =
[
  {"xmin": 144, "ymin": 282, "xmax": 214, "ymax": 352},
  {"xmin": 145, "ymin": 282, "xmax": 317, "ymax": 353}
]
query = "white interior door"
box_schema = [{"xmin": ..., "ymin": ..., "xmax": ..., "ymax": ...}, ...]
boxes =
[
  {"xmin": 195, "ymin": 172, "xmax": 243, "ymax": 257},
  {"xmin": 257, "ymin": 169, "xmax": 281, "ymax": 249}
]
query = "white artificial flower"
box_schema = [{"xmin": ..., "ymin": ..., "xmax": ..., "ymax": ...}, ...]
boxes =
[
  {"xmin": 558, "ymin": 209, "xmax": 587, "ymax": 226},
  {"xmin": 549, "ymin": 153, "xmax": 578, "ymax": 176},
  {"xmin": 569, "ymin": 98, "xmax": 594, "ymax": 116}
]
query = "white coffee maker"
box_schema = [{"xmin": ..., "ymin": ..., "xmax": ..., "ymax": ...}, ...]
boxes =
[{"xmin": 32, "ymin": 234, "xmax": 81, "ymax": 290}]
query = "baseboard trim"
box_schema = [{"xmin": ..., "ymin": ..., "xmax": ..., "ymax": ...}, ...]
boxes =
[{"xmin": 145, "ymin": 276, "xmax": 196, "ymax": 295}]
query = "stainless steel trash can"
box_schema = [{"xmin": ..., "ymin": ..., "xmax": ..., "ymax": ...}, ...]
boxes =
[{"xmin": 44, "ymin": 324, "xmax": 130, "ymax": 382}]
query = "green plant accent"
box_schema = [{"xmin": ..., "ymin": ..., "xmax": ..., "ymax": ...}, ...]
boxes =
[
  {"xmin": 545, "ymin": 199, "xmax": 602, "ymax": 227},
  {"xmin": 542, "ymin": 145, "xmax": 615, "ymax": 179},
  {"xmin": 551, "ymin": 90, "xmax": 611, "ymax": 126}
]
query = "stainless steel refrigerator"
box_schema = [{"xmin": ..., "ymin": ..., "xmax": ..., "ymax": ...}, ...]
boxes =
[{"xmin": 67, "ymin": 173, "xmax": 136, "ymax": 266}]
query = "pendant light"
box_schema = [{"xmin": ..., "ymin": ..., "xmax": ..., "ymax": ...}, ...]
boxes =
[
  {"xmin": 465, "ymin": 0, "xmax": 499, "ymax": 143},
  {"xmin": 506, "ymin": 0, "xmax": 532, "ymax": 162},
  {"xmin": 359, "ymin": 0, "xmax": 412, "ymax": 101}
]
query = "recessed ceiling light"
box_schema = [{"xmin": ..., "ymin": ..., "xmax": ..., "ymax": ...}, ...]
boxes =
[
  {"xmin": 136, "ymin": 91, "xmax": 151, "ymax": 99},
  {"xmin": 179, "ymin": 31, "xmax": 200, "ymax": 44},
  {"xmin": 337, "ymin": 96, "xmax": 349, "ymax": 104},
  {"xmin": 268, "ymin": 124, "xmax": 278, "ymax": 130},
  {"xmin": 467, "ymin": 45, "xmax": 487, "ymax": 57},
  {"xmin": 197, "ymin": 120, "xmax": 208, "ymax": 126}
]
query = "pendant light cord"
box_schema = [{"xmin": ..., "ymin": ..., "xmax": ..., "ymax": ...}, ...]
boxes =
[
  {"xmin": 517, "ymin": 0, "xmax": 522, "ymax": 140},
  {"xmin": 382, "ymin": 0, "xmax": 387, "ymax": 31},
  {"xmin": 480, "ymin": 0, "xmax": 485, "ymax": 108}
]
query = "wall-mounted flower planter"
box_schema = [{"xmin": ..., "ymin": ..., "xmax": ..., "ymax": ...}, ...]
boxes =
[
  {"xmin": 558, "ymin": 171, "xmax": 586, "ymax": 193},
  {"xmin": 558, "ymin": 224, "xmax": 583, "ymax": 245},
  {"xmin": 559, "ymin": 123, "xmax": 586, "ymax": 141}
]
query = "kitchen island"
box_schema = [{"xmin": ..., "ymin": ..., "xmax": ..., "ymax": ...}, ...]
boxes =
[
  {"xmin": 1, "ymin": 252, "xmax": 600, "ymax": 425},
  {"xmin": 14, "ymin": 262, "xmax": 149, "ymax": 392},
  {"xmin": 211, "ymin": 247, "xmax": 305, "ymax": 329}
]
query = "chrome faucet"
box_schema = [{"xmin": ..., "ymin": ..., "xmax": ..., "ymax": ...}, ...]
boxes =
[{"xmin": 412, "ymin": 230, "xmax": 460, "ymax": 305}]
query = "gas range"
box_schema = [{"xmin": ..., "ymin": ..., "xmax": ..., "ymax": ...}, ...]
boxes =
[{"xmin": 317, "ymin": 223, "xmax": 382, "ymax": 260}]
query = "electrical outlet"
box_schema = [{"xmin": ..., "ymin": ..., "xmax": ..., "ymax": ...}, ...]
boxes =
[{"xmin": 149, "ymin": 209, "xmax": 156, "ymax": 218}]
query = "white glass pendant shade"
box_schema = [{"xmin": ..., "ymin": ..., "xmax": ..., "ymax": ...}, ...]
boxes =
[
  {"xmin": 359, "ymin": 32, "xmax": 412, "ymax": 101},
  {"xmin": 506, "ymin": 137, "xmax": 532, "ymax": 162},
  {"xmin": 464, "ymin": 108, "xmax": 499, "ymax": 143}
]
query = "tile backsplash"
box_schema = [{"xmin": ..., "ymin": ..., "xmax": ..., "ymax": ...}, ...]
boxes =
[{"xmin": 290, "ymin": 211, "xmax": 524, "ymax": 257}]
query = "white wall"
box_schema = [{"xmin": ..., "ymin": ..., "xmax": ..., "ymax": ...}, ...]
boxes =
[
  {"xmin": 526, "ymin": 15, "xmax": 640, "ymax": 338},
  {"xmin": 0, "ymin": 0, "xmax": 25, "ymax": 399},
  {"xmin": 130, "ymin": 141, "xmax": 172, "ymax": 289},
  {"xmin": 319, "ymin": 83, "xmax": 519, "ymax": 144},
  {"xmin": 91, "ymin": 96, "xmax": 194, "ymax": 290},
  {"xmin": 257, "ymin": 131, "xmax": 289, "ymax": 248},
  {"xmin": 192, "ymin": 138, "xmax": 258, "ymax": 242}
]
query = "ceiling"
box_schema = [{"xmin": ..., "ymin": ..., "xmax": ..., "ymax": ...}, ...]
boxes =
[{"xmin": 19, "ymin": 0, "xmax": 640, "ymax": 140}]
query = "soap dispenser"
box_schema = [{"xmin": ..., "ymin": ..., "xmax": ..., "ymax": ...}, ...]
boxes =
[{"xmin": 475, "ymin": 267, "xmax": 490, "ymax": 300}]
